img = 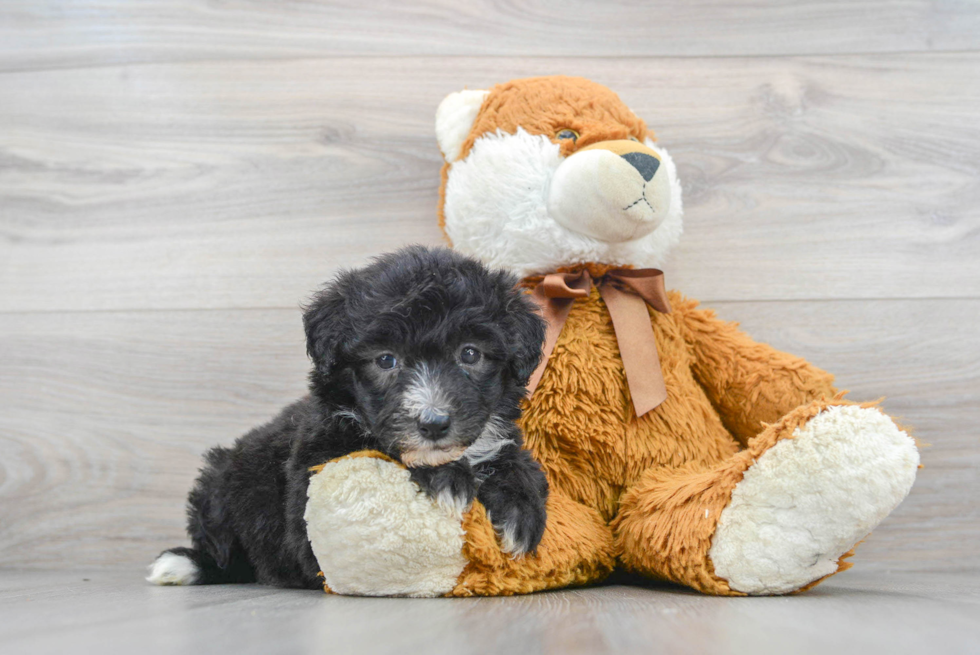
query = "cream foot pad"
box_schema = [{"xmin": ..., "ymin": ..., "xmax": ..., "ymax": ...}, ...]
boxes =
[
  {"xmin": 709, "ymin": 405, "xmax": 919, "ymax": 595},
  {"xmin": 304, "ymin": 454, "xmax": 467, "ymax": 597}
]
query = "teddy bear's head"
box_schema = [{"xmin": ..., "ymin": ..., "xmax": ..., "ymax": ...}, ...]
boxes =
[{"xmin": 436, "ymin": 76, "xmax": 683, "ymax": 278}]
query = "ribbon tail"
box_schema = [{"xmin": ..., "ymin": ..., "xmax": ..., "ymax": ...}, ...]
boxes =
[
  {"xmin": 524, "ymin": 271, "xmax": 592, "ymax": 395},
  {"xmin": 599, "ymin": 284, "xmax": 668, "ymax": 416}
]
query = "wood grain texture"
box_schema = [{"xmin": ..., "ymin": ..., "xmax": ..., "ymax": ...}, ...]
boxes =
[
  {"xmin": 2, "ymin": 0, "xmax": 978, "ymax": 612},
  {"xmin": 1, "ymin": 570, "xmax": 979, "ymax": 655},
  {"xmin": 1, "ymin": 299, "xmax": 976, "ymax": 571},
  {"xmin": 2, "ymin": 0, "xmax": 980, "ymax": 72},
  {"xmin": 2, "ymin": 55, "xmax": 979, "ymax": 311}
]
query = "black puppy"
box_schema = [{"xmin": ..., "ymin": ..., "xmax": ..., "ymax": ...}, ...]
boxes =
[{"xmin": 148, "ymin": 246, "xmax": 548, "ymax": 588}]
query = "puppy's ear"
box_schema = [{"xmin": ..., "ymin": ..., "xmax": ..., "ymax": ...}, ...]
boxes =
[
  {"xmin": 302, "ymin": 279, "xmax": 352, "ymax": 377},
  {"xmin": 504, "ymin": 290, "xmax": 547, "ymax": 387}
]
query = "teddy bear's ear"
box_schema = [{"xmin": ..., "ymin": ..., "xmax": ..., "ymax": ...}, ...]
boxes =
[{"xmin": 435, "ymin": 89, "xmax": 489, "ymax": 162}]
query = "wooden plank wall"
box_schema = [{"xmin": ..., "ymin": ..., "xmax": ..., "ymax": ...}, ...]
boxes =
[{"xmin": 1, "ymin": 1, "xmax": 977, "ymax": 572}]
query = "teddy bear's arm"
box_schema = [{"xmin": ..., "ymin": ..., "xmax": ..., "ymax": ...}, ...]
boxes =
[{"xmin": 671, "ymin": 295, "xmax": 837, "ymax": 448}]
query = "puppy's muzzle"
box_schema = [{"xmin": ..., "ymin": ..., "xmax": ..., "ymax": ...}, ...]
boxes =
[{"xmin": 398, "ymin": 365, "xmax": 468, "ymax": 467}]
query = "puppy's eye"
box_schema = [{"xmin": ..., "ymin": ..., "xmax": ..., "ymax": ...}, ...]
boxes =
[
  {"xmin": 555, "ymin": 129, "xmax": 579, "ymax": 142},
  {"xmin": 629, "ymin": 136, "xmax": 641, "ymax": 143},
  {"xmin": 375, "ymin": 353, "xmax": 397, "ymax": 370},
  {"xmin": 459, "ymin": 347, "xmax": 481, "ymax": 365}
]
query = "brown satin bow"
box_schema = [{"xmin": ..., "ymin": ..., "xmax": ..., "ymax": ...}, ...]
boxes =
[{"xmin": 526, "ymin": 268, "xmax": 672, "ymax": 417}]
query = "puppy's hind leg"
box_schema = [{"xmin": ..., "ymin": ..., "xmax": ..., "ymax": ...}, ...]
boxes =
[
  {"xmin": 147, "ymin": 545, "xmax": 255, "ymax": 585},
  {"xmin": 148, "ymin": 447, "xmax": 256, "ymax": 586},
  {"xmin": 146, "ymin": 547, "xmax": 213, "ymax": 585}
]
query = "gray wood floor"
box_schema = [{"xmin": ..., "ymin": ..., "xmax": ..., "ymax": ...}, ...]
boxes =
[
  {"xmin": 1, "ymin": 1, "xmax": 978, "ymax": 652},
  {"xmin": 1, "ymin": 569, "xmax": 979, "ymax": 655}
]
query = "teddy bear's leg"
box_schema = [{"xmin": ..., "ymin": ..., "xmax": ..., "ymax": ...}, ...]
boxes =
[
  {"xmin": 450, "ymin": 487, "xmax": 615, "ymax": 596},
  {"xmin": 304, "ymin": 451, "xmax": 615, "ymax": 597},
  {"xmin": 613, "ymin": 398, "xmax": 919, "ymax": 596}
]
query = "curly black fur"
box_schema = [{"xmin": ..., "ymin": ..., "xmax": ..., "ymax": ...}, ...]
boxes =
[{"xmin": 150, "ymin": 246, "xmax": 548, "ymax": 589}]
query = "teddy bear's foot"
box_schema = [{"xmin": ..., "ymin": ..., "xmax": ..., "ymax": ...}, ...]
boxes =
[
  {"xmin": 614, "ymin": 399, "xmax": 918, "ymax": 596},
  {"xmin": 305, "ymin": 450, "xmax": 616, "ymax": 597},
  {"xmin": 708, "ymin": 405, "xmax": 919, "ymax": 595}
]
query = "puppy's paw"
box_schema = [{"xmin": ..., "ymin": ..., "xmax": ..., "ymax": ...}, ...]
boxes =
[
  {"xmin": 487, "ymin": 496, "xmax": 547, "ymax": 557},
  {"xmin": 408, "ymin": 459, "xmax": 477, "ymax": 516},
  {"xmin": 475, "ymin": 450, "xmax": 549, "ymax": 556}
]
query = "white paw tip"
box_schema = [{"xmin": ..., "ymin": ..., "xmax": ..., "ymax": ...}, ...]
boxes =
[
  {"xmin": 710, "ymin": 405, "xmax": 919, "ymax": 595},
  {"xmin": 435, "ymin": 488, "xmax": 472, "ymax": 518},
  {"xmin": 489, "ymin": 511, "xmax": 529, "ymax": 557},
  {"xmin": 146, "ymin": 552, "xmax": 199, "ymax": 586},
  {"xmin": 500, "ymin": 525, "xmax": 521, "ymax": 555}
]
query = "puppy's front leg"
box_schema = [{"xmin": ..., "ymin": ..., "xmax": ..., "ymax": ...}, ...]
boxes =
[
  {"xmin": 474, "ymin": 446, "xmax": 548, "ymax": 556},
  {"xmin": 408, "ymin": 459, "xmax": 477, "ymax": 516}
]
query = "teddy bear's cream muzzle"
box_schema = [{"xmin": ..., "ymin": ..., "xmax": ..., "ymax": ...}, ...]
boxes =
[{"xmin": 547, "ymin": 140, "xmax": 673, "ymax": 243}]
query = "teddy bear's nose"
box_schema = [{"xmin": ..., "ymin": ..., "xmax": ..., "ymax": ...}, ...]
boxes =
[{"xmin": 620, "ymin": 152, "xmax": 660, "ymax": 182}]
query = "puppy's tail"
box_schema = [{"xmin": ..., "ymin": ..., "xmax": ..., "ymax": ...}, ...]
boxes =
[{"xmin": 146, "ymin": 547, "xmax": 254, "ymax": 586}]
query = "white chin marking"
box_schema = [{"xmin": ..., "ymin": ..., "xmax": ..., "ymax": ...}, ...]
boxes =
[
  {"xmin": 146, "ymin": 552, "xmax": 199, "ymax": 586},
  {"xmin": 401, "ymin": 446, "xmax": 465, "ymax": 468},
  {"xmin": 443, "ymin": 128, "xmax": 683, "ymax": 277},
  {"xmin": 709, "ymin": 405, "xmax": 919, "ymax": 595}
]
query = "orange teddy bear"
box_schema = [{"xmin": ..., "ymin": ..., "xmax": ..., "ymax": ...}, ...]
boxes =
[{"xmin": 303, "ymin": 76, "xmax": 919, "ymax": 597}]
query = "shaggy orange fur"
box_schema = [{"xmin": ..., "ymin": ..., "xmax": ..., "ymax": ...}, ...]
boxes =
[
  {"xmin": 461, "ymin": 76, "xmax": 652, "ymax": 159},
  {"xmin": 517, "ymin": 288, "xmax": 847, "ymax": 595},
  {"xmin": 442, "ymin": 77, "xmax": 855, "ymax": 596},
  {"xmin": 450, "ymin": 491, "xmax": 615, "ymax": 597},
  {"xmin": 317, "ymin": 77, "xmax": 897, "ymax": 597}
]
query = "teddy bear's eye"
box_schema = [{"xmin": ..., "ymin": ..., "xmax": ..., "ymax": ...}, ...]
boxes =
[{"xmin": 556, "ymin": 129, "xmax": 579, "ymax": 142}]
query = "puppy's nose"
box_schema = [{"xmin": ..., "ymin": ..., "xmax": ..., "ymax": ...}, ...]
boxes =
[
  {"xmin": 418, "ymin": 415, "xmax": 451, "ymax": 440},
  {"xmin": 620, "ymin": 152, "xmax": 660, "ymax": 182}
]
